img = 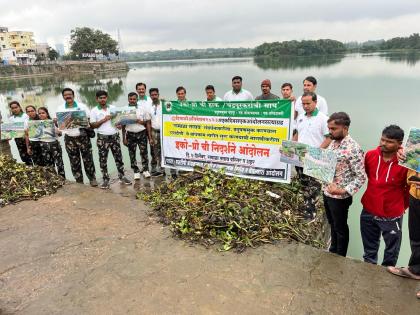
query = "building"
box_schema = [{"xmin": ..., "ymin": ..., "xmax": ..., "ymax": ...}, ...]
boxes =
[
  {"xmin": 0, "ymin": 48, "xmax": 17, "ymax": 65},
  {"xmin": 0, "ymin": 26, "xmax": 36, "ymax": 64},
  {"xmin": 35, "ymin": 43, "xmax": 50, "ymax": 58}
]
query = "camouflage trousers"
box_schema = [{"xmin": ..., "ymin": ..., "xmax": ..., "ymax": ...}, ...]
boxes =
[
  {"xmin": 126, "ymin": 130, "xmax": 149, "ymax": 173},
  {"xmin": 64, "ymin": 134, "xmax": 96, "ymax": 183},
  {"xmin": 296, "ymin": 167, "xmax": 322, "ymax": 215},
  {"xmin": 39, "ymin": 141, "xmax": 65, "ymax": 178},
  {"xmin": 150, "ymin": 129, "xmax": 161, "ymax": 171},
  {"xmin": 0, "ymin": 140, "xmax": 12, "ymax": 158},
  {"xmin": 14, "ymin": 138, "xmax": 32, "ymax": 165},
  {"xmin": 97, "ymin": 133, "xmax": 125, "ymax": 181},
  {"xmin": 29, "ymin": 141, "xmax": 42, "ymax": 166},
  {"xmin": 151, "ymin": 129, "xmax": 175, "ymax": 175}
]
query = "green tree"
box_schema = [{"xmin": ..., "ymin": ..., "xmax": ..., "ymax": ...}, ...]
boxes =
[
  {"xmin": 48, "ymin": 48, "xmax": 59, "ymax": 60},
  {"xmin": 70, "ymin": 27, "xmax": 118, "ymax": 59}
]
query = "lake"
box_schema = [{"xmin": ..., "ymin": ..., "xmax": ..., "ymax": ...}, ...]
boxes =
[{"xmin": 1, "ymin": 52, "xmax": 419, "ymax": 264}]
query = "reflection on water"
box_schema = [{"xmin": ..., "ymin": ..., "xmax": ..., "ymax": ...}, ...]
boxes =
[
  {"xmin": 129, "ymin": 57, "xmax": 252, "ymax": 69},
  {"xmin": 78, "ymin": 79, "xmax": 125, "ymax": 108},
  {"xmin": 375, "ymin": 51, "xmax": 420, "ymax": 66},
  {"xmin": 253, "ymin": 55, "xmax": 345, "ymax": 70}
]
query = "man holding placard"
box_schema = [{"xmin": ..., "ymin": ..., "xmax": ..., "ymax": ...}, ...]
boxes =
[
  {"xmin": 90, "ymin": 90, "xmax": 131, "ymax": 189},
  {"xmin": 323, "ymin": 112, "xmax": 366, "ymax": 257},
  {"xmin": 293, "ymin": 92, "xmax": 331, "ymax": 219},
  {"xmin": 57, "ymin": 88, "xmax": 97, "ymax": 186},
  {"xmin": 360, "ymin": 125, "xmax": 409, "ymax": 267},
  {"xmin": 122, "ymin": 92, "xmax": 152, "ymax": 180}
]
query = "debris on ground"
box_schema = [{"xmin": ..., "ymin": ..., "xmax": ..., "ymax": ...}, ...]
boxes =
[
  {"xmin": 0, "ymin": 155, "xmax": 65, "ymax": 207},
  {"xmin": 138, "ymin": 168, "xmax": 328, "ymax": 252}
]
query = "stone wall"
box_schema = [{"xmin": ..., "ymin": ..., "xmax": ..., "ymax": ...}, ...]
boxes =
[{"xmin": 0, "ymin": 61, "xmax": 129, "ymax": 79}]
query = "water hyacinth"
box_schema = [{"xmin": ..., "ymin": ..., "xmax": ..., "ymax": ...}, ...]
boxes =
[
  {"xmin": 138, "ymin": 168, "xmax": 328, "ymax": 252},
  {"xmin": 0, "ymin": 155, "xmax": 65, "ymax": 207}
]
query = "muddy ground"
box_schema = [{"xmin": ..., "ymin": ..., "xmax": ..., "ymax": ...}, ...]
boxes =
[{"xmin": 0, "ymin": 182, "xmax": 419, "ymax": 314}]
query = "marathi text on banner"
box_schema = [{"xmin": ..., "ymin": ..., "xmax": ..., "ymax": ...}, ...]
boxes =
[{"xmin": 161, "ymin": 100, "xmax": 293, "ymax": 183}]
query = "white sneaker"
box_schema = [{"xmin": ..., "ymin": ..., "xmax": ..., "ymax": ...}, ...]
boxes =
[
  {"xmin": 134, "ymin": 172, "xmax": 141, "ymax": 180},
  {"xmin": 143, "ymin": 171, "xmax": 151, "ymax": 178}
]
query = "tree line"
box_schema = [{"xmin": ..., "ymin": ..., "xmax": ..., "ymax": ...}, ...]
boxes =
[{"xmin": 255, "ymin": 33, "xmax": 420, "ymax": 57}]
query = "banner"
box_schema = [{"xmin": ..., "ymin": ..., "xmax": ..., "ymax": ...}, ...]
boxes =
[
  {"xmin": 400, "ymin": 127, "xmax": 420, "ymax": 172},
  {"xmin": 303, "ymin": 147, "xmax": 337, "ymax": 183},
  {"xmin": 56, "ymin": 110, "xmax": 89, "ymax": 130},
  {"xmin": 28, "ymin": 120, "xmax": 56, "ymax": 140},
  {"xmin": 0, "ymin": 122, "xmax": 25, "ymax": 140},
  {"xmin": 161, "ymin": 100, "xmax": 293, "ymax": 183},
  {"xmin": 110, "ymin": 107, "xmax": 138, "ymax": 126}
]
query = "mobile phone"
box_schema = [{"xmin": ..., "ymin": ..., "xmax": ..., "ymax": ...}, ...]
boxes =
[{"xmin": 408, "ymin": 175, "xmax": 420, "ymax": 182}]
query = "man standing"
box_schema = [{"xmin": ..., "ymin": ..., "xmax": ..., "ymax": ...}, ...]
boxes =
[
  {"xmin": 223, "ymin": 76, "xmax": 254, "ymax": 101},
  {"xmin": 387, "ymin": 171, "xmax": 420, "ymax": 298},
  {"xmin": 281, "ymin": 83, "xmax": 294, "ymax": 101},
  {"xmin": 255, "ymin": 79, "xmax": 279, "ymax": 100},
  {"xmin": 148, "ymin": 88, "xmax": 164, "ymax": 177},
  {"xmin": 90, "ymin": 90, "xmax": 132, "ymax": 189},
  {"xmin": 294, "ymin": 76, "xmax": 328, "ymax": 120},
  {"xmin": 122, "ymin": 92, "xmax": 152, "ymax": 180},
  {"xmin": 136, "ymin": 82, "xmax": 152, "ymax": 111},
  {"xmin": 176, "ymin": 86, "xmax": 187, "ymax": 102},
  {"xmin": 360, "ymin": 125, "xmax": 409, "ymax": 267},
  {"xmin": 205, "ymin": 85, "xmax": 222, "ymax": 101},
  {"xmin": 57, "ymin": 88, "xmax": 97, "ymax": 186},
  {"xmin": 323, "ymin": 112, "xmax": 366, "ymax": 257},
  {"xmin": 293, "ymin": 92, "xmax": 331, "ymax": 219}
]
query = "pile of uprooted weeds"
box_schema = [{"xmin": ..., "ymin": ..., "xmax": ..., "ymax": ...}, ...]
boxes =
[
  {"xmin": 138, "ymin": 168, "xmax": 328, "ymax": 252},
  {"xmin": 0, "ymin": 155, "xmax": 65, "ymax": 207}
]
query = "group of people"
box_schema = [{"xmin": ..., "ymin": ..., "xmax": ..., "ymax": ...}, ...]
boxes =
[{"xmin": 0, "ymin": 75, "xmax": 419, "ymax": 298}]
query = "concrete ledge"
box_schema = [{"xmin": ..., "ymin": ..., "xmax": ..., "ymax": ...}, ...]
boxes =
[{"xmin": 0, "ymin": 184, "xmax": 418, "ymax": 314}]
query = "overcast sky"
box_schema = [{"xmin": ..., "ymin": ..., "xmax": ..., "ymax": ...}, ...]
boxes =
[{"xmin": 1, "ymin": 0, "xmax": 420, "ymax": 52}]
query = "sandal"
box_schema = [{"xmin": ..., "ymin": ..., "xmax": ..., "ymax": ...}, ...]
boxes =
[{"xmin": 387, "ymin": 266, "xmax": 420, "ymax": 280}]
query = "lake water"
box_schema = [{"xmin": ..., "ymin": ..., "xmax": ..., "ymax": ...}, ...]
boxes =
[{"xmin": 1, "ymin": 53, "xmax": 419, "ymax": 264}]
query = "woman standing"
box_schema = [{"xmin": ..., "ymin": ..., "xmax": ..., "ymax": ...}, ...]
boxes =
[
  {"xmin": 8, "ymin": 101, "xmax": 31, "ymax": 164},
  {"xmin": 25, "ymin": 105, "xmax": 42, "ymax": 166},
  {"xmin": 36, "ymin": 107, "xmax": 65, "ymax": 178}
]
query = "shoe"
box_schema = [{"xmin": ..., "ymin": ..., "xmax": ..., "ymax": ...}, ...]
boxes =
[
  {"xmin": 100, "ymin": 179, "xmax": 110, "ymax": 189},
  {"xmin": 151, "ymin": 170, "xmax": 164, "ymax": 177},
  {"xmin": 119, "ymin": 175, "xmax": 132, "ymax": 185},
  {"xmin": 143, "ymin": 171, "xmax": 151, "ymax": 178},
  {"xmin": 134, "ymin": 173, "xmax": 141, "ymax": 180},
  {"xmin": 89, "ymin": 179, "xmax": 98, "ymax": 187}
]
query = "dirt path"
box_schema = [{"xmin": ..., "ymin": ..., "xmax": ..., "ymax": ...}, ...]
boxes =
[{"xmin": 0, "ymin": 183, "xmax": 418, "ymax": 314}]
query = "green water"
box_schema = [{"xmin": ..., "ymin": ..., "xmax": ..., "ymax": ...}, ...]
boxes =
[{"xmin": 1, "ymin": 53, "xmax": 419, "ymax": 264}]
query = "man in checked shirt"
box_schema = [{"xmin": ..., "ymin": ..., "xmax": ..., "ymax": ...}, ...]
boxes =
[{"xmin": 323, "ymin": 112, "xmax": 366, "ymax": 257}]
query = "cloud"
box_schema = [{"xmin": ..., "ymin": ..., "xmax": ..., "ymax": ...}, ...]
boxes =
[{"xmin": 1, "ymin": 0, "xmax": 420, "ymax": 51}]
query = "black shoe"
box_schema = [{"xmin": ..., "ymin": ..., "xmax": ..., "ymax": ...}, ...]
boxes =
[
  {"xmin": 151, "ymin": 170, "xmax": 164, "ymax": 177},
  {"xmin": 100, "ymin": 179, "xmax": 110, "ymax": 189}
]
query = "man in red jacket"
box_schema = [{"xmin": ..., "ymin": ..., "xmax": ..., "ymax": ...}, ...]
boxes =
[{"xmin": 360, "ymin": 125, "xmax": 409, "ymax": 266}]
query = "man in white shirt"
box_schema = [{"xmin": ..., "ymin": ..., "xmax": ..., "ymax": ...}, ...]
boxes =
[
  {"xmin": 293, "ymin": 92, "xmax": 331, "ymax": 219},
  {"xmin": 294, "ymin": 76, "xmax": 328, "ymax": 121},
  {"xmin": 223, "ymin": 76, "xmax": 254, "ymax": 101},
  {"xmin": 148, "ymin": 88, "xmax": 164, "ymax": 177},
  {"xmin": 90, "ymin": 90, "xmax": 131, "ymax": 189},
  {"xmin": 205, "ymin": 85, "xmax": 222, "ymax": 101},
  {"xmin": 57, "ymin": 88, "xmax": 97, "ymax": 186},
  {"xmin": 122, "ymin": 92, "xmax": 152, "ymax": 180},
  {"xmin": 136, "ymin": 82, "xmax": 153, "ymax": 111},
  {"xmin": 176, "ymin": 86, "xmax": 187, "ymax": 102}
]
